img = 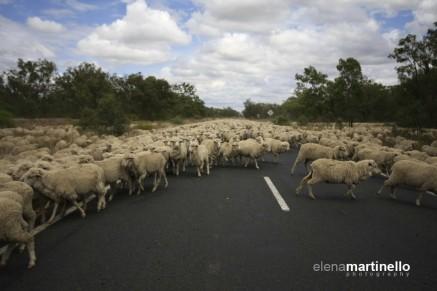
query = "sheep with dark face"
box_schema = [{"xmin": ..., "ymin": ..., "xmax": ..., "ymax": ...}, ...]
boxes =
[{"xmin": 296, "ymin": 159, "xmax": 380, "ymax": 200}]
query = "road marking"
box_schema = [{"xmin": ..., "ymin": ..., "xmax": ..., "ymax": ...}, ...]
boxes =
[{"xmin": 264, "ymin": 176, "xmax": 290, "ymax": 212}]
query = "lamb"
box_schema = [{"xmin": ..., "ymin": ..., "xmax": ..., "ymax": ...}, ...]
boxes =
[
  {"xmin": 290, "ymin": 143, "xmax": 347, "ymax": 175},
  {"xmin": 190, "ymin": 142, "xmax": 210, "ymax": 176},
  {"xmin": 0, "ymin": 181, "xmax": 36, "ymax": 231},
  {"xmin": 296, "ymin": 159, "xmax": 380, "ymax": 200},
  {"xmin": 236, "ymin": 138, "xmax": 267, "ymax": 170},
  {"xmin": 377, "ymin": 160, "xmax": 437, "ymax": 206},
  {"xmin": 23, "ymin": 164, "xmax": 109, "ymax": 223},
  {"xmin": 122, "ymin": 152, "xmax": 168, "ymax": 194},
  {"xmin": 0, "ymin": 191, "xmax": 49, "ymax": 269}
]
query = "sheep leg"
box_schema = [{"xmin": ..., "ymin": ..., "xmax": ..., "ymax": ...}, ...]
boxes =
[
  {"xmin": 244, "ymin": 157, "xmax": 249, "ymax": 167},
  {"xmin": 47, "ymin": 202, "xmax": 59, "ymax": 223},
  {"xmin": 347, "ymin": 184, "xmax": 357, "ymax": 200},
  {"xmin": 163, "ymin": 170, "xmax": 168, "ymax": 188},
  {"xmin": 377, "ymin": 184, "xmax": 385, "ymax": 195},
  {"xmin": 138, "ymin": 172, "xmax": 147, "ymax": 194},
  {"xmin": 72, "ymin": 201, "xmax": 86, "ymax": 218},
  {"xmin": 152, "ymin": 172, "xmax": 162, "ymax": 192},
  {"xmin": 296, "ymin": 172, "xmax": 312, "ymax": 195},
  {"xmin": 306, "ymin": 177, "xmax": 321, "ymax": 200},
  {"xmin": 389, "ymin": 186, "xmax": 397, "ymax": 200},
  {"xmin": 197, "ymin": 166, "xmax": 201, "ymax": 177},
  {"xmin": 0, "ymin": 244, "xmax": 14, "ymax": 266},
  {"xmin": 290, "ymin": 156, "xmax": 301, "ymax": 175},
  {"xmin": 304, "ymin": 160, "xmax": 310, "ymax": 173},
  {"xmin": 254, "ymin": 158, "xmax": 259, "ymax": 170},
  {"xmin": 416, "ymin": 193, "xmax": 423, "ymax": 207},
  {"xmin": 206, "ymin": 160, "xmax": 210, "ymax": 175},
  {"xmin": 182, "ymin": 159, "xmax": 186, "ymax": 172},
  {"xmin": 175, "ymin": 162, "xmax": 179, "ymax": 176},
  {"xmin": 26, "ymin": 239, "xmax": 36, "ymax": 269}
]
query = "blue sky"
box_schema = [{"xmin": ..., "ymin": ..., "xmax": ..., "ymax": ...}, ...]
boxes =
[{"xmin": 0, "ymin": 0, "xmax": 435, "ymax": 109}]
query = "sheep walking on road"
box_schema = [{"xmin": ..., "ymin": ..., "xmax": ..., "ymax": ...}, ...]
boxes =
[
  {"xmin": 296, "ymin": 159, "xmax": 380, "ymax": 200},
  {"xmin": 377, "ymin": 160, "xmax": 437, "ymax": 206},
  {"xmin": 291, "ymin": 143, "xmax": 347, "ymax": 175}
]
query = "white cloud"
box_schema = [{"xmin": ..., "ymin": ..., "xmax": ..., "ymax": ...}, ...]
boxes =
[
  {"xmin": 65, "ymin": 0, "xmax": 97, "ymax": 12},
  {"xmin": 27, "ymin": 17, "xmax": 65, "ymax": 33},
  {"xmin": 406, "ymin": 0, "xmax": 437, "ymax": 34},
  {"xmin": 164, "ymin": 3, "xmax": 403, "ymax": 108},
  {"xmin": 77, "ymin": 0, "xmax": 191, "ymax": 64},
  {"xmin": 0, "ymin": 16, "xmax": 55, "ymax": 70}
]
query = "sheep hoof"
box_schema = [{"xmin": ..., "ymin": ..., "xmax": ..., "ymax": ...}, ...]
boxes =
[
  {"xmin": 351, "ymin": 193, "xmax": 357, "ymax": 200},
  {"xmin": 295, "ymin": 188, "xmax": 301, "ymax": 195},
  {"xmin": 81, "ymin": 213, "xmax": 86, "ymax": 218},
  {"xmin": 390, "ymin": 194, "xmax": 397, "ymax": 200},
  {"xmin": 416, "ymin": 200, "xmax": 421, "ymax": 207},
  {"xmin": 309, "ymin": 194, "xmax": 316, "ymax": 200},
  {"xmin": 27, "ymin": 262, "xmax": 35, "ymax": 269}
]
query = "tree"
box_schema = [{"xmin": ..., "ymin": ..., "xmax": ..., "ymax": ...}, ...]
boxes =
[
  {"xmin": 2, "ymin": 58, "xmax": 57, "ymax": 117},
  {"xmin": 334, "ymin": 57, "xmax": 364, "ymax": 126}
]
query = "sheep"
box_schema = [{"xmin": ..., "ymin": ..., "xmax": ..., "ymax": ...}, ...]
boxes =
[
  {"xmin": 201, "ymin": 138, "xmax": 220, "ymax": 166},
  {"xmin": 235, "ymin": 138, "xmax": 267, "ymax": 170},
  {"xmin": 0, "ymin": 191, "xmax": 49, "ymax": 269},
  {"xmin": 353, "ymin": 148, "xmax": 398, "ymax": 175},
  {"xmin": 377, "ymin": 160, "xmax": 437, "ymax": 206},
  {"xmin": 169, "ymin": 140, "xmax": 188, "ymax": 176},
  {"xmin": 23, "ymin": 164, "xmax": 109, "ymax": 223},
  {"xmin": 422, "ymin": 145, "xmax": 437, "ymax": 157},
  {"xmin": 405, "ymin": 150, "xmax": 430, "ymax": 161},
  {"xmin": 296, "ymin": 159, "xmax": 380, "ymax": 200},
  {"xmin": 190, "ymin": 142, "xmax": 210, "ymax": 176},
  {"xmin": 95, "ymin": 156, "xmax": 134, "ymax": 199},
  {"xmin": 218, "ymin": 142, "xmax": 239, "ymax": 165},
  {"xmin": 122, "ymin": 152, "xmax": 168, "ymax": 194},
  {"xmin": 0, "ymin": 181, "xmax": 36, "ymax": 231},
  {"xmin": 290, "ymin": 143, "xmax": 347, "ymax": 175},
  {"xmin": 0, "ymin": 173, "xmax": 12, "ymax": 184}
]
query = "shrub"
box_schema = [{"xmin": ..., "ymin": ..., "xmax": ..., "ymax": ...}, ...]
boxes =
[
  {"xmin": 0, "ymin": 110, "xmax": 15, "ymax": 128},
  {"xmin": 79, "ymin": 95, "xmax": 129, "ymax": 135},
  {"xmin": 273, "ymin": 116, "xmax": 289, "ymax": 125},
  {"xmin": 170, "ymin": 116, "xmax": 184, "ymax": 125}
]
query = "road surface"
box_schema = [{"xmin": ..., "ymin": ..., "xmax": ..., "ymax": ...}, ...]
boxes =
[{"xmin": 1, "ymin": 151, "xmax": 437, "ymax": 291}]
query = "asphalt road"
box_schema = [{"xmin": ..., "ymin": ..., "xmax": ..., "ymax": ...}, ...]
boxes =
[{"xmin": 1, "ymin": 150, "xmax": 437, "ymax": 291}]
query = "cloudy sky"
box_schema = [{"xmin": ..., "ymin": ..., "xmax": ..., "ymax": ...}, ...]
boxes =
[{"xmin": 0, "ymin": 0, "xmax": 436, "ymax": 109}]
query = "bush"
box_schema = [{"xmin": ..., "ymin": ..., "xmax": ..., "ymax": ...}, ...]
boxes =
[
  {"xmin": 0, "ymin": 110, "xmax": 15, "ymax": 128},
  {"xmin": 79, "ymin": 95, "xmax": 129, "ymax": 135},
  {"xmin": 170, "ymin": 116, "xmax": 184, "ymax": 125},
  {"xmin": 134, "ymin": 121, "xmax": 156, "ymax": 130},
  {"xmin": 273, "ymin": 116, "xmax": 289, "ymax": 125},
  {"xmin": 296, "ymin": 115, "xmax": 309, "ymax": 126}
]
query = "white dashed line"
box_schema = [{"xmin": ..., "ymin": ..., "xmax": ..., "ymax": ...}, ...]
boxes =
[{"xmin": 264, "ymin": 176, "xmax": 290, "ymax": 212}]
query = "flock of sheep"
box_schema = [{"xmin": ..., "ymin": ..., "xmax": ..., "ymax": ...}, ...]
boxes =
[{"xmin": 0, "ymin": 119, "xmax": 437, "ymax": 269}]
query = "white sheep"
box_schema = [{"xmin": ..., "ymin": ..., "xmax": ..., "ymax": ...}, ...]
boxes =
[
  {"xmin": 23, "ymin": 164, "xmax": 109, "ymax": 223},
  {"xmin": 236, "ymin": 138, "xmax": 267, "ymax": 170},
  {"xmin": 190, "ymin": 142, "xmax": 210, "ymax": 176},
  {"xmin": 296, "ymin": 159, "xmax": 380, "ymax": 199},
  {"xmin": 0, "ymin": 181, "xmax": 36, "ymax": 231},
  {"xmin": 95, "ymin": 156, "xmax": 134, "ymax": 199},
  {"xmin": 0, "ymin": 173, "xmax": 12, "ymax": 183},
  {"xmin": 122, "ymin": 152, "xmax": 168, "ymax": 194},
  {"xmin": 0, "ymin": 191, "xmax": 49, "ymax": 269},
  {"xmin": 290, "ymin": 143, "xmax": 347, "ymax": 175},
  {"xmin": 377, "ymin": 160, "xmax": 437, "ymax": 206}
]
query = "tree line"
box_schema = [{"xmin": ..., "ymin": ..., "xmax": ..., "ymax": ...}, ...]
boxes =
[
  {"xmin": 0, "ymin": 60, "xmax": 240, "ymax": 133},
  {"xmin": 243, "ymin": 23, "xmax": 437, "ymax": 129}
]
